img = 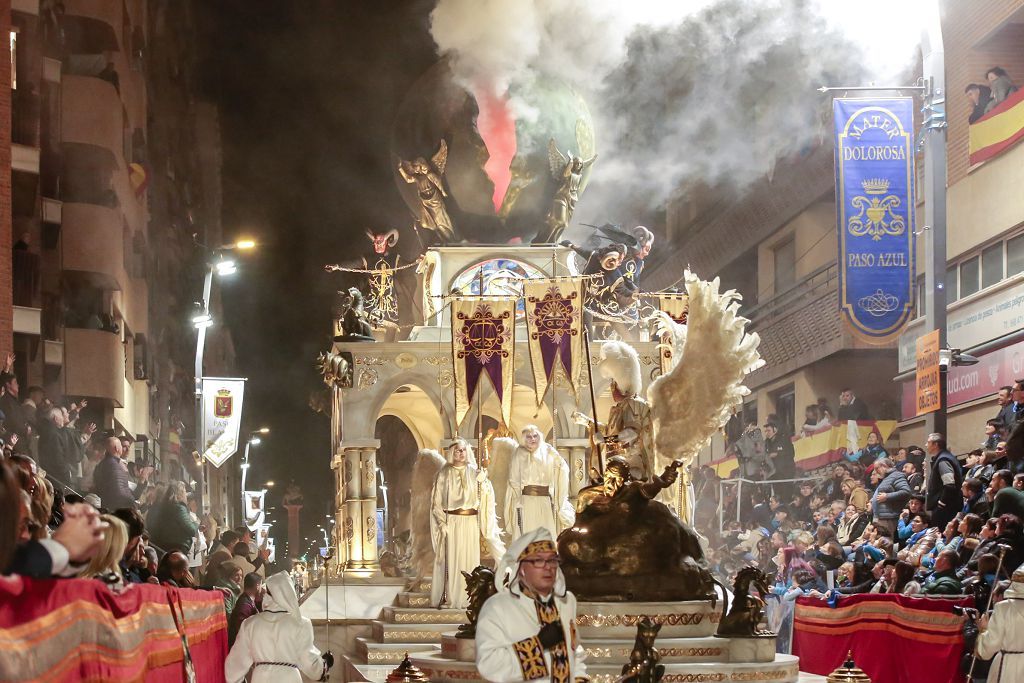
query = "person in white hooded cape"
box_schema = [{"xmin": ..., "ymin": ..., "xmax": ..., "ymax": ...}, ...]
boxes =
[
  {"xmin": 976, "ymin": 561, "xmax": 1024, "ymax": 683},
  {"xmin": 475, "ymin": 528, "xmax": 588, "ymax": 683},
  {"xmin": 504, "ymin": 425, "xmax": 574, "ymax": 542},
  {"xmin": 430, "ymin": 438, "xmax": 505, "ymax": 609},
  {"xmin": 224, "ymin": 571, "xmax": 332, "ymax": 683}
]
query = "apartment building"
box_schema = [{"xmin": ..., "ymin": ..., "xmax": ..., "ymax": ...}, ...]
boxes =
[
  {"xmin": 645, "ymin": 0, "xmax": 1024, "ymax": 463},
  {"xmin": 7, "ymin": 0, "xmax": 236, "ymax": 523}
]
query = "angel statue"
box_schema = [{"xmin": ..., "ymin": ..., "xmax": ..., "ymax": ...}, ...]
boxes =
[
  {"xmin": 533, "ymin": 139, "xmax": 596, "ymax": 244},
  {"xmin": 398, "ymin": 140, "xmax": 456, "ymax": 243}
]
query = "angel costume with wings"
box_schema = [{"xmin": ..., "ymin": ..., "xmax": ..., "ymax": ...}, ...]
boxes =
[
  {"xmin": 534, "ymin": 139, "xmax": 595, "ymax": 244},
  {"xmin": 398, "ymin": 140, "xmax": 455, "ymax": 242}
]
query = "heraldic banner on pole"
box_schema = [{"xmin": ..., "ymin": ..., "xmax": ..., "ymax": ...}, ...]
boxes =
[
  {"xmin": 656, "ymin": 293, "xmax": 689, "ymax": 374},
  {"xmin": 201, "ymin": 377, "xmax": 246, "ymax": 467},
  {"xmin": 451, "ymin": 296, "xmax": 516, "ymax": 429},
  {"xmin": 523, "ymin": 278, "xmax": 584, "ymax": 406},
  {"xmin": 243, "ymin": 489, "xmax": 266, "ymax": 532},
  {"xmin": 833, "ymin": 97, "xmax": 916, "ymax": 344}
]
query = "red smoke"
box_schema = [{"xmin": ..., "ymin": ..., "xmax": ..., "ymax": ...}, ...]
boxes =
[{"xmin": 473, "ymin": 86, "xmax": 517, "ymax": 214}]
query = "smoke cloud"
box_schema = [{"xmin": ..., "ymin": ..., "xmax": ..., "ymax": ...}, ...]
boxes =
[{"xmin": 428, "ymin": 0, "xmax": 923, "ymax": 226}]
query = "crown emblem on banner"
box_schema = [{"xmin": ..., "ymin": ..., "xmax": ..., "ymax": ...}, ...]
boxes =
[{"xmin": 861, "ymin": 178, "xmax": 890, "ymax": 195}]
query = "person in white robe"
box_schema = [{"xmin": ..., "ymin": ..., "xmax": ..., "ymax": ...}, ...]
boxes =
[
  {"xmin": 430, "ymin": 438, "xmax": 505, "ymax": 609},
  {"xmin": 504, "ymin": 425, "xmax": 574, "ymax": 542},
  {"xmin": 476, "ymin": 527, "xmax": 588, "ymax": 683},
  {"xmin": 976, "ymin": 561, "xmax": 1024, "ymax": 683},
  {"xmin": 224, "ymin": 571, "xmax": 332, "ymax": 683}
]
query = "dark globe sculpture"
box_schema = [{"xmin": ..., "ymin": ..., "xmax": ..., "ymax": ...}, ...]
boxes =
[{"xmin": 390, "ymin": 60, "xmax": 596, "ymax": 244}]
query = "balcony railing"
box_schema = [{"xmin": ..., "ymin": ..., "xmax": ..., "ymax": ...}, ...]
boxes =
[{"xmin": 745, "ymin": 261, "xmax": 838, "ymax": 330}]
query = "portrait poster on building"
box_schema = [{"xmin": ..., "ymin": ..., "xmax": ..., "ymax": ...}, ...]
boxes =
[
  {"xmin": 834, "ymin": 98, "xmax": 916, "ymax": 343},
  {"xmin": 915, "ymin": 329, "xmax": 941, "ymax": 416},
  {"xmin": 201, "ymin": 377, "xmax": 246, "ymax": 467}
]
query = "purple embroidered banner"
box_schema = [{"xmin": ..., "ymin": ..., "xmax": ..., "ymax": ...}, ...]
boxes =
[
  {"xmin": 523, "ymin": 279, "xmax": 584, "ymax": 406},
  {"xmin": 452, "ymin": 297, "xmax": 516, "ymax": 428}
]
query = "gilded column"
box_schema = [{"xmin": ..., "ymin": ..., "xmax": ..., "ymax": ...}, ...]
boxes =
[
  {"xmin": 343, "ymin": 446, "xmax": 364, "ymax": 570},
  {"xmin": 359, "ymin": 446, "xmax": 379, "ymax": 571},
  {"xmin": 557, "ymin": 438, "xmax": 591, "ymax": 497}
]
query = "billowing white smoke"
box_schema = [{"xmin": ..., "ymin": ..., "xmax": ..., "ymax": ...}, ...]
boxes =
[{"xmin": 429, "ymin": 0, "xmax": 924, "ymax": 224}]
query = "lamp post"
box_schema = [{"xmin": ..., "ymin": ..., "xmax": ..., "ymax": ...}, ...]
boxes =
[{"xmin": 193, "ymin": 238, "xmax": 256, "ymax": 511}]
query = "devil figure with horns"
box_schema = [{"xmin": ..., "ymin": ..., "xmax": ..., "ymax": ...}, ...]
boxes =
[{"xmin": 325, "ymin": 228, "xmax": 403, "ymax": 322}]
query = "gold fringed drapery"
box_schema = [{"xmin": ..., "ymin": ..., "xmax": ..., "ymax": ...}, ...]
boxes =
[
  {"xmin": 523, "ymin": 278, "xmax": 585, "ymax": 407},
  {"xmin": 452, "ymin": 296, "xmax": 517, "ymax": 429},
  {"xmin": 656, "ymin": 293, "xmax": 689, "ymax": 375}
]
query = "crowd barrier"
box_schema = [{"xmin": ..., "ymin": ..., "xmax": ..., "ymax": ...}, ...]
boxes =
[
  {"xmin": 0, "ymin": 575, "xmax": 227, "ymax": 682},
  {"xmin": 793, "ymin": 593, "xmax": 971, "ymax": 683}
]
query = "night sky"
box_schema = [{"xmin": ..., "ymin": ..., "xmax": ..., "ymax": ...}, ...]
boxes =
[{"xmin": 198, "ymin": 1, "xmax": 439, "ymax": 542}]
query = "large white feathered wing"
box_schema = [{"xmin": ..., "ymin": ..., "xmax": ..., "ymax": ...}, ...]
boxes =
[
  {"xmin": 647, "ymin": 271, "xmax": 764, "ymax": 469},
  {"xmin": 410, "ymin": 449, "xmax": 446, "ymax": 581}
]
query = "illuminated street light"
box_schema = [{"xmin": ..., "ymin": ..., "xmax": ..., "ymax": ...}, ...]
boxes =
[
  {"xmin": 265, "ymin": 480, "xmax": 275, "ymax": 488},
  {"xmin": 215, "ymin": 258, "xmax": 237, "ymax": 276},
  {"xmin": 234, "ymin": 238, "xmax": 257, "ymax": 250}
]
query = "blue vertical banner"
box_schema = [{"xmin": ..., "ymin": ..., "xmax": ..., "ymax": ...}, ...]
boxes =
[{"xmin": 834, "ymin": 98, "xmax": 916, "ymax": 343}]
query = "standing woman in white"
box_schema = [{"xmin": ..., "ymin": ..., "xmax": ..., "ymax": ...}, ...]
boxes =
[
  {"xmin": 504, "ymin": 425, "xmax": 574, "ymax": 542},
  {"xmin": 430, "ymin": 438, "xmax": 505, "ymax": 608}
]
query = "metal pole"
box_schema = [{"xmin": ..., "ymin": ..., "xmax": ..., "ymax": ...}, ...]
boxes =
[
  {"xmin": 195, "ymin": 266, "xmax": 214, "ymax": 512},
  {"xmin": 921, "ymin": 1, "xmax": 948, "ymax": 471},
  {"xmin": 241, "ymin": 438, "xmax": 251, "ymax": 511}
]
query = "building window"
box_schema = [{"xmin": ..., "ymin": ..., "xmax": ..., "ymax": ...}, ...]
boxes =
[
  {"xmin": 982, "ymin": 243, "xmax": 1003, "ymax": 289},
  {"xmin": 960, "ymin": 256, "xmax": 980, "ymax": 298},
  {"xmin": 1008, "ymin": 234, "xmax": 1024, "ymax": 277},
  {"xmin": 945, "ymin": 268, "xmax": 958, "ymax": 303},
  {"xmin": 773, "ymin": 238, "xmax": 795, "ymax": 295},
  {"xmin": 770, "ymin": 384, "xmax": 796, "ymax": 436},
  {"xmin": 9, "ymin": 30, "xmax": 16, "ymax": 90}
]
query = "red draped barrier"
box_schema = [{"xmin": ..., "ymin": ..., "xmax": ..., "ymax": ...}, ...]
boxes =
[
  {"xmin": 793, "ymin": 593, "xmax": 970, "ymax": 683},
  {"xmin": 0, "ymin": 575, "xmax": 227, "ymax": 682}
]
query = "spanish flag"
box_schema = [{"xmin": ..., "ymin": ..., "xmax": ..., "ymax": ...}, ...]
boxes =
[{"xmin": 969, "ymin": 87, "xmax": 1024, "ymax": 165}]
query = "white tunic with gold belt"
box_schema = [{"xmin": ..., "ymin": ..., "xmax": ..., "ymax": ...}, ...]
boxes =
[
  {"xmin": 504, "ymin": 444, "xmax": 574, "ymax": 541},
  {"xmin": 429, "ymin": 464, "xmax": 504, "ymax": 609}
]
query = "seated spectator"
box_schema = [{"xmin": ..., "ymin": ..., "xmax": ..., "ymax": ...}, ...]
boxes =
[
  {"xmin": 966, "ymin": 449, "xmax": 994, "ymax": 485},
  {"xmin": 790, "ymin": 481, "xmax": 816, "ymax": 523},
  {"xmin": 985, "ymin": 66, "xmax": 1019, "ymax": 113},
  {"xmin": 771, "ymin": 505, "xmax": 795, "ymax": 533},
  {"xmin": 112, "ymin": 507, "xmax": 153, "ymax": 584},
  {"xmin": 897, "ymin": 495, "xmax": 927, "ymax": 544},
  {"xmin": 156, "ymin": 550, "xmax": 196, "ymax": 588},
  {"xmin": 965, "ymin": 82, "xmax": 993, "ymax": 123},
  {"xmin": 1015, "ymin": 473, "xmax": 1024, "ymax": 491},
  {"xmin": 848, "ymin": 431, "xmax": 886, "ymax": 468},
  {"xmin": 956, "ymin": 513, "xmax": 985, "ymax": 564},
  {"xmin": 993, "ymin": 471, "xmax": 1024, "ymax": 520},
  {"xmin": 77, "ymin": 514, "xmax": 128, "ymax": 588},
  {"xmin": 902, "ymin": 461, "xmax": 924, "ymax": 494},
  {"xmin": 841, "ymin": 477, "xmax": 870, "ymax": 513},
  {"xmin": 897, "ymin": 512, "xmax": 939, "ymax": 567},
  {"xmin": 905, "ymin": 446, "xmax": 927, "ymax": 473},
  {"xmin": 923, "ymin": 549, "xmax": 963, "ymax": 595},
  {"xmin": 228, "ymin": 572, "xmax": 263, "ymax": 647},
  {"xmin": 964, "ymin": 477, "xmax": 992, "ymax": 519},
  {"xmin": 922, "ymin": 518, "xmax": 963, "ymax": 570},
  {"xmin": 837, "ymin": 504, "xmax": 869, "ymax": 548},
  {"xmin": 869, "ymin": 558, "xmax": 897, "ymax": 593},
  {"xmin": 890, "ymin": 560, "xmax": 922, "ymax": 595},
  {"xmin": 984, "ymin": 420, "xmax": 1004, "ymax": 450},
  {"xmin": 970, "ymin": 514, "xmax": 1024, "ymax": 573},
  {"xmin": 821, "ymin": 463, "xmax": 852, "ymax": 501}
]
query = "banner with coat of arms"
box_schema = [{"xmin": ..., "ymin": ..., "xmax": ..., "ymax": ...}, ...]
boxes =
[
  {"xmin": 656, "ymin": 293, "xmax": 689, "ymax": 374},
  {"xmin": 201, "ymin": 377, "xmax": 246, "ymax": 467},
  {"xmin": 523, "ymin": 278, "xmax": 584, "ymax": 406},
  {"xmin": 452, "ymin": 297, "xmax": 516, "ymax": 429}
]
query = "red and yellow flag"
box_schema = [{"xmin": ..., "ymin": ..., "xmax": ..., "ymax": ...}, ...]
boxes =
[{"xmin": 970, "ymin": 87, "xmax": 1024, "ymax": 165}]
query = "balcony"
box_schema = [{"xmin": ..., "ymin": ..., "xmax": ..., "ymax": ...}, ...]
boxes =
[
  {"xmin": 61, "ymin": 75, "xmax": 123, "ymax": 157},
  {"xmin": 61, "ymin": 203, "xmax": 125, "ymax": 290},
  {"xmin": 62, "ymin": 2, "xmax": 122, "ymax": 53},
  {"xmin": 64, "ymin": 327, "xmax": 125, "ymax": 406},
  {"xmin": 61, "ymin": 143, "xmax": 119, "ymax": 209}
]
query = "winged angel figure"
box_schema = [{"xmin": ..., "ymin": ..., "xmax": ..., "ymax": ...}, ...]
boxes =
[
  {"xmin": 534, "ymin": 139, "xmax": 596, "ymax": 244},
  {"xmin": 399, "ymin": 140, "xmax": 456, "ymax": 242},
  {"xmin": 648, "ymin": 270, "xmax": 764, "ymax": 521}
]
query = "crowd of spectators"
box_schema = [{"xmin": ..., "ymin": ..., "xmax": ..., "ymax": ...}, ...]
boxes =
[
  {"xmin": 693, "ymin": 382, "xmax": 1024, "ymax": 675},
  {"xmin": 0, "ymin": 353, "xmax": 292, "ymax": 661}
]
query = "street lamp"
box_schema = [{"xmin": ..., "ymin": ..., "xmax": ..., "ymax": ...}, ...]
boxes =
[
  {"xmin": 265, "ymin": 480, "xmax": 275, "ymax": 488},
  {"xmin": 194, "ymin": 237, "xmax": 258, "ymax": 512}
]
